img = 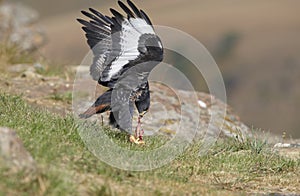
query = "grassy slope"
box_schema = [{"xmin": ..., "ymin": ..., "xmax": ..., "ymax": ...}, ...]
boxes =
[{"xmin": 0, "ymin": 93, "xmax": 299, "ymax": 195}]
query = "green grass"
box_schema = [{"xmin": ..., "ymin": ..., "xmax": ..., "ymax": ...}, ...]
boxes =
[
  {"xmin": 48, "ymin": 91, "xmax": 73, "ymax": 104},
  {"xmin": 0, "ymin": 93, "xmax": 299, "ymax": 195}
]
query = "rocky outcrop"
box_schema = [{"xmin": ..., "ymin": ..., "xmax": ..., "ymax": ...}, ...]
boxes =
[
  {"xmin": 0, "ymin": 127, "xmax": 36, "ymax": 173},
  {"xmin": 0, "ymin": 2, "xmax": 46, "ymax": 51},
  {"xmin": 149, "ymin": 83, "xmax": 249, "ymax": 140}
]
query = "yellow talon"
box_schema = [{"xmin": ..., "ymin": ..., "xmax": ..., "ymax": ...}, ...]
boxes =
[
  {"xmin": 129, "ymin": 135, "xmax": 145, "ymax": 145},
  {"xmin": 129, "ymin": 135, "xmax": 136, "ymax": 143}
]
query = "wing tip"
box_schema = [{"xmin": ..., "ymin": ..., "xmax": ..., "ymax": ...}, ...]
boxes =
[
  {"xmin": 77, "ymin": 18, "xmax": 86, "ymax": 25},
  {"xmin": 118, "ymin": 0, "xmax": 135, "ymax": 18},
  {"xmin": 127, "ymin": 0, "xmax": 133, "ymax": 5},
  {"xmin": 126, "ymin": 0, "xmax": 142, "ymax": 17},
  {"xmin": 89, "ymin": 7, "xmax": 97, "ymax": 13},
  {"xmin": 81, "ymin": 10, "xmax": 87, "ymax": 15}
]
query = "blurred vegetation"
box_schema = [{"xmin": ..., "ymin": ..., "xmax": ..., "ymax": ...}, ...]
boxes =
[
  {"xmin": 0, "ymin": 93, "xmax": 299, "ymax": 195},
  {"xmin": 213, "ymin": 32, "xmax": 240, "ymax": 61},
  {"xmin": 0, "ymin": 41, "xmax": 73, "ymax": 80},
  {"xmin": 0, "ymin": 43, "xmax": 35, "ymax": 67}
]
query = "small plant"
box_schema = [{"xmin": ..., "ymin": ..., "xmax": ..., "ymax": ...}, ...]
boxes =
[
  {"xmin": 213, "ymin": 32, "xmax": 240, "ymax": 61},
  {"xmin": 49, "ymin": 91, "xmax": 72, "ymax": 103},
  {"xmin": 248, "ymin": 136, "xmax": 267, "ymax": 154}
]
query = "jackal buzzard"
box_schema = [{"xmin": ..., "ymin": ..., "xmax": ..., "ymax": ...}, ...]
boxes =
[{"xmin": 77, "ymin": 0, "xmax": 163, "ymax": 144}]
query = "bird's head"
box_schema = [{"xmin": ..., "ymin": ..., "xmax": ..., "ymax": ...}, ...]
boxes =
[
  {"xmin": 145, "ymin": 36, "xmax": 164, "ymax": 61},
  {"xmin": 138, "ymin": 34, "xmax": 163, "ymax": 62}
]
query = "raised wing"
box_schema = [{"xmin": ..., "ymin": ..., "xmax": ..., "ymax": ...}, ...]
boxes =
[{"xmin": 77, "ymin": 0, "xmax": 163, "ymax": 88}]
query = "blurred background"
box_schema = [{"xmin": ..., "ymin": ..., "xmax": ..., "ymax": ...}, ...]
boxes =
[{"xmin": 8, "ymin": 0, "xmax": 300, "ymax": 138}]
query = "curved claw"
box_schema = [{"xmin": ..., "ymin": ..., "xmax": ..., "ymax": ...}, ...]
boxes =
[{"xmin": 129, "ymin": 135, "xmax": 145, "ymax": 145}]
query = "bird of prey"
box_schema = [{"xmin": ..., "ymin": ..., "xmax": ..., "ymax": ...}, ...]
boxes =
[{"xmin": 77, "ymin": 0, "xmax": 164, "ymax": 144}]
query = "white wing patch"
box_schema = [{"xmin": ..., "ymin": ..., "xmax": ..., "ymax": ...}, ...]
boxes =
[
  {"xmin": 129, "ymin": 18, "xmax": 155, "ymax": 34},
  {"xmin": 103, "ymin": 18, "xmax": 156, "ymax": 81}
]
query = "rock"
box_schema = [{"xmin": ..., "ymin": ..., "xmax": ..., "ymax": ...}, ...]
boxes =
[
  {"xmin": 0, "ymin": 2, "xmax": 46, "ymax": 51},
  {"xmin": 0, "ymin": 127, "xmax": 36, "ymax": 173},
  {"xmin": 274, "ymin": 142, "xmax": 300, "ymax": 160},
  {"xmin": 145, "ymin": 83, "xmax": 250, "ymax": 140},
  {"xmin": 274, "ymin": 143, "xmax": 300, "ymax": 148},
  {"xmin": 7, "ymin": 64, "xmax": 31, "ymax": 73},
  {"xmin": 20, "ymin": 67, "xmax": 43, "ymax": 79}
]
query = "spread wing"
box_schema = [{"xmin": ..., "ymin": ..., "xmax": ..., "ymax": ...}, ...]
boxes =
[{"xmin": 77, "ymin": 0, "xmax": 163, "ymax": 88}]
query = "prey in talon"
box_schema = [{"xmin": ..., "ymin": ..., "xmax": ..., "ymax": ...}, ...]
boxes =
[{"xmin": 77, "ymin": 0, "xmax": 163, "ymax": 144}]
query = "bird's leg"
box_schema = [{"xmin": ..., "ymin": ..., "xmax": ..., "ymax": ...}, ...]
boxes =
[
  {"xmin": 134, "ymin": 116, "xmax": 140, "ymax": 138},
  {"xmin": 130, "ymin": 116, "xmax": 145, "ymax": 145},
  {"xmin": 135, "ymin": 116, "xmax": 144, "ymax": 141},
  {"xmin": 101, "ymin": 115, "xmax": 104, "ymax": 126}
]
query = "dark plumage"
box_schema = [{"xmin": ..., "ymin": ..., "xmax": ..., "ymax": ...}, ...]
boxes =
[{"xmin": 78, "ymin": 0, "xmax": 163, "ymax": 143}]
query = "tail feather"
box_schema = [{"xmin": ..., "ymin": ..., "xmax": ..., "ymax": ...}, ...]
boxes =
[
  {"xmin": 79, "ymin": 89, "xmax": 112, "ymax": 119},
  {"xmin": 79, "ymin": 104, "xmax": 110, "ymax": 119}
]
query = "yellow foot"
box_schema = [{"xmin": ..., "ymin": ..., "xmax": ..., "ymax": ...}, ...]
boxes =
[{"xmin": 129, "ymin": 135, "xmax": 145, "ymax": 145}]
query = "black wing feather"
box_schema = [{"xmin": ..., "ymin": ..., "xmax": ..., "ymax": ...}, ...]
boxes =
[
  {"xmin": 82, "ymin": 27, "xmax": 108, "ymax": 37},
  {"xmin": 77, "ymin": 16, "xmax": 112, "ymax": 50},
  {"xmin": 82, "ymin": 26, "xmax": 110, "ymax": 37},
  {"xmin": 77, "ymin": 19, "xmax": 105, "ymax": 33},
  {"xmin": 140, "ymin": 9, "xmax": 152, "ymax": 25},
  {"xmin": 110, "ymin": 17, "xmax": 122, "ymax": 32},
  {"xmin": 89, "ymin": 8, "xmax": 114, "ymax": 25},
  {"xmin": 127, "ymin": 0, "xmax": 142, "ymax": 17},
  {"xmin": 90, "ymin": 20, "xmax": 104, "ymax": 28},
  {"xmin": 81, "ymin": 10, "xmax": 110, "ymax": 28},
  {"xmin": 118, "ymin": 1, "xmax": 135, "ymax": 18},
  {"xmin": 110, "ymin": 8, "xmax": 125, "ymax": 24}
]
